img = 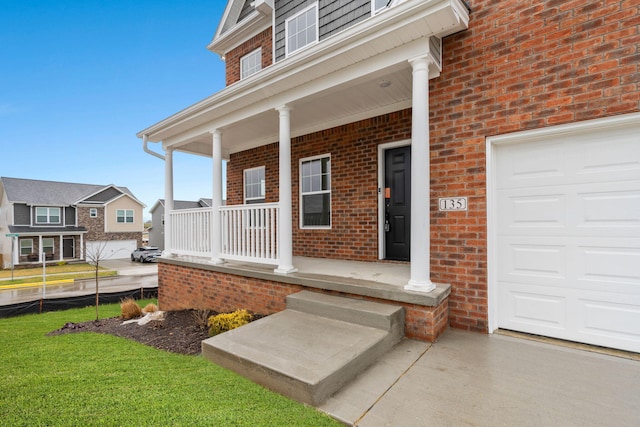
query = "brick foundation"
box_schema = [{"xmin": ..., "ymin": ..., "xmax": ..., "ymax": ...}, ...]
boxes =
[{"xmin": 159, "ymin": 262, "xmax": 449, "ymax": 343}]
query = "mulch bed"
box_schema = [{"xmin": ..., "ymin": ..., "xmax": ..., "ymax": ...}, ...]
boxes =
[{"xmin": 47, "ymin": 310, "xmax": 229, "ymax": 355}]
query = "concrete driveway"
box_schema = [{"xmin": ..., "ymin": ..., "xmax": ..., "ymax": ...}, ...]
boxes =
[
  {"xmin": 100, "ymin": 258, "xmax": 158, "ymax": 276},
  {"xmin": 322, "ymin": 329, "xmax": 640, "ymax": 426}
]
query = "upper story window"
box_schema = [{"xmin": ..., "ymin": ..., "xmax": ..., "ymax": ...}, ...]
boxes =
[
  {"xmin": 300, "ymin": 154, "xmax": 331, "ymax": 228},
  {"xmin": 285, "ymin": 3, "xmax": 318, "ymax": 56},
  {"xmin": 244, "ymin": 166, "xmax": 266, "ymax": 204},
  {"xmin": 116, "ymin": 209, "xmax": 134, "ymax": 223},
  {"xmin": 240, "ymin": 48, "xmax": 262, "ymax": 79},
  {"xmin": 373, "ymin": 0, "xmax": 393, "ymax": 13},
  {"xmin": 36, "ymin": 207, "xmax": 61, "ymax": 224},
  {"xmin": 90, "ymin": 208, "xmax": 98, "ymax": 218}
]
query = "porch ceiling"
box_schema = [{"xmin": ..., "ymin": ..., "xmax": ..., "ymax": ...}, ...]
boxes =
[{"xmin": 138, "ymin": 0, "xmax": 469, "ymax": 158}]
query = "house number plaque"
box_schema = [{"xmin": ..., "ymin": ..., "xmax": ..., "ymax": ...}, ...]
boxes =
[{"xmin": 438, "ymin": 197, "xmax": 468, "ymax": 211}]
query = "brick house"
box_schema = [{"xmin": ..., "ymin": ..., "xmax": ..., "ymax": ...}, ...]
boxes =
[
  {"xmin": 0, "ymin": 177, "xmax": 145, "ymax": 268},
  {"xmin": 138, "ymin": 0, "xmax": 640, "ymax": 352}
]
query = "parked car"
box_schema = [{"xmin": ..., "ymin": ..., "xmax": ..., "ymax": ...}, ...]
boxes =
[{"xmin": 131, "ymin": 246, "xmax": 161, "ymax": 263}]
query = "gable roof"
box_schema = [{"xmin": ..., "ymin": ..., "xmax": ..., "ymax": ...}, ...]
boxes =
[
  {"xmin": 150, "ymin": 198, "xmax": 214, "ymax": 213},
  {"xmin": 209, "ymin": 0, "xmax": 272, "ymax": 56},
  {"xmin": 0, "ymin": 177, "xmax": 138, "ymax": 207}
]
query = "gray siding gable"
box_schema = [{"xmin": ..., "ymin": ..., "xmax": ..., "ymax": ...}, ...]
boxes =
[
  {"xmin": 274, "ymin": 0, "xmax": 371, "ymax": 62},
  {"xmin": 84, "ymin": 187, "xmax": 123, "ymax": 203},
  {"xmin": 238, "ymin": 0, "xmax": 255, "ymax": 22}
]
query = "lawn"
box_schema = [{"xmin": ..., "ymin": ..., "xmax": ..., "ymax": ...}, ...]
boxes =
[
  {"xmin": 0, "ymin": 301, "xmax": 341, "ymax": 426},
  {"xmin": 0, "ymin": 263, "xmax": 116, "ymax": 285}
]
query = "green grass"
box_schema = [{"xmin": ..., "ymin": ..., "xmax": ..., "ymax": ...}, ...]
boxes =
[
  {"xmin": 0, "ymin": 263, "xmax": 116, "ymax": 286},
  {"xmin": 0, "ymin": 301, "xmax": 340, "ymax": 426}
]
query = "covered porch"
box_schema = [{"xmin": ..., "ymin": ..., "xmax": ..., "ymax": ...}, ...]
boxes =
[
  {"xmin": 144, "ymin": 0, "xmax": 470, "ymax": 291},
  {"xmin": 140, "ymin": 0, "xmax": 470, "ymax": 342}
]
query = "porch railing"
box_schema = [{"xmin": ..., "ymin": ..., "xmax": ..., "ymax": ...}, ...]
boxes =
[
  {"xmin": 168, "ymin": 203, "xmax": 279, "ymax": 264},
  {"xmin": 169, "ymin": 207, "xmax": 212, "ymax": 257},
  {"xmin": 220, "ymin": 203, "xmax": 279, "ymax": 264}
]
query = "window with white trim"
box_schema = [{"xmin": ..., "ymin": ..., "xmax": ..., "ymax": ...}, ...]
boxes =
[
  {"xmin": 285, "ymin": 3, "xmax": 318, "ymax": 56},
  {"xmin": 300, "ymin": 155, "xmax": 331, "ymax": 228},
  {"xmin": 35, "ymin": 207, "xmax": 61, "ymax": 224},
  {"xmin": 373, "ymin": 0, "xmax": 391, "ymax": 13},
  {"xmin": 43, "ymin": 238, "xmax": 54, "ymax": 254},
  {"xmin": 20, "ymin": 239, "xmax": 33, "ymax": 256},
  {"xmin": 90, "ymin": 208, "xmax": 98, "ymax": 218},
  {"xmin": 244, "ymin": 166, "xmax": 266, "ymax": 204},
  {"xmin": 240, "ymin": 48, "xmax": 262, "ymax": 79},
  {"xmin": 116, "ymin": 209, "xmax": 134, "ymax": 223}
]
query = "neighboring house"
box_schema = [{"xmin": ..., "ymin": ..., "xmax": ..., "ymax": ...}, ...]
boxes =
[
  {"xmin": 137, "ymin": 0, "xmax": 640, "ymax": 353},
  {"xmin": 0, "ymin": 177, "xmax": 145, "ymax": 268},
  {"xmin": 148, "ymin": 198, "xmax": 213, "ymax": 250}
]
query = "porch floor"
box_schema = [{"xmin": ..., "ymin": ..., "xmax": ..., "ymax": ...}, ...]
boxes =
[{"xmin": 169, "ymin": 255, "xmax": 449, "ymax": 307}]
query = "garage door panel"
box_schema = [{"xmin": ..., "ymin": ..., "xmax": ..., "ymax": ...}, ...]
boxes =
[
  {"xmin": 495, "ymin": 141, "xmax": 566, "ymax": 189},
  {"xmin": 498, "ymin": 190, "xmax": 567, "ymax": 236},
  {"xmin": 579, "ymin": 298, "xmax": 640, "ymax": 338},
  {"xmin": 577, "ymin": 187, "xmax": 640, "ymax": 231},
  {"xmin": 499, "ymin": 282, "xmax": 567, "ymax": 330},
  {"xmin": 499, "ymin": 240, "xmax": 566, "ymax": 281},
  {"xmin": 576, "ymin": 127, "xmax": 640, "ymax": 181},
  {"xmin": 576, "ymin": 245, "xmax": 640, "ymax": 294}
]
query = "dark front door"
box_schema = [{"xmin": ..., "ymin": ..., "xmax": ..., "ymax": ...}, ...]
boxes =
[
  {"xmin": 384, "ymin": 145, "xmax": 411, "ymax": 261},
  {"xmin": 63, "ymin": 237, "xmax": 74, "ymax": 258}
]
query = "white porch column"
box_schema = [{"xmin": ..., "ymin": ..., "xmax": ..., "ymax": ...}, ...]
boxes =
[
  {"xmin": 210, "ymin": 130, "xmax": 224, "ymax": 264},
  {"xmin": 405, "ymin": 56, "xmax": 435, "ymax": 293},
  {"xmin": 59, "ymin": 234, "xmax": 63, "ymax": 261},
  {"xmin": 275, "ymin": 105, "xmax": 297, "ymax": 274},
  {"xmin": 164, "ymin": 147, "xmax": 175, "ymax": 256}
]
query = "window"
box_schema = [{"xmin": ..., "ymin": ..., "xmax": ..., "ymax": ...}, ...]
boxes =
[
  {"xmin": 35, "ymin": 207, "xmax": 61, "ymax": 224},
  {"xmin": 20, "ymin": 239, "xmax": 33, "ymax": 256},
  {"xmin": 90, "ymin": 208, "xmax": 97, "ymax": 218},
  {"xmin": 244, "ymin": 166, "xmax": 266, "ymax": 204},
  {"xmin": 43, "ymin": 238, "xmax": 54, "ymax": 254},
  {"xmin": 300, "ymin": 155, "xmax": 331, "ymax": 227},
  {"xmin": 373, "ymin": 0, "xmax": 392, "ymax": 13},
  {"xmin": 161, "ymin": 214, "xmax": 165, "ymax": 226},
  {"xmin": 240, "ymin": 48, "xmax": 262, "ymax": 79},
  {"xmin": 116, "ymin": 209, "xmax": 134, "ymax": 223},
  {"xmin": 285, "ymin": 4, "xmax": 318, "ymax": 56}
]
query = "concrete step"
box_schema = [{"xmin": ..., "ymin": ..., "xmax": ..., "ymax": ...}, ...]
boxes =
[{"xmin": 201, "ymin": 291, "xmax": 404, "ymax": 406}]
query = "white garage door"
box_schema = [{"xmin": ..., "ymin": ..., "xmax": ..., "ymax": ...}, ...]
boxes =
[
  {"xmin": 493, "ymin": 115, "xmax": 640, "ymax": 352},
  {"xmin": 86, "ymin": 240, "xmax": 137, "ymax": 260}
]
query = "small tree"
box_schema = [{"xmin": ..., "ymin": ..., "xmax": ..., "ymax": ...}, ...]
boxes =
[{"xmin": 85, "ymin": 241, "xmax": 110, "ymax": 320}]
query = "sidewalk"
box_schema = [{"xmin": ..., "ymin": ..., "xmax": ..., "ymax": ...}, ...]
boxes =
[{"xmin": 322, "ymin": 329, "xmax": 640, "ymax": 426}]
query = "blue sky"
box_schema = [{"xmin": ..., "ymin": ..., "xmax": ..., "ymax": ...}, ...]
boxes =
[{"xmin": 0, "ymin": 1, "xmax": 228, "ymax": 220}]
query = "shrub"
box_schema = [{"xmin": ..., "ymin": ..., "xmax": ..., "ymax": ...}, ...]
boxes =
[
  {"xmin": 120, "ymin": 298, "xmax": 142, "ymax": 320},
  {"xmin": 192, "ymin": 309, "xmax": 211, "ymax": 331},
  {"xmin": 208, "ymin": 309, "xmax": 253, "ymax": 336},
  {"xmin": 142, "ymin": 303, "xmax": 158, "ymax": 313}
]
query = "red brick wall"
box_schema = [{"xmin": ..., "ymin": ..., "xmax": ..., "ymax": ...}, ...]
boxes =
[
  {"xmin": 159, "ymin": 262, "xmax": 448, "ymax": 342},
  {"xmin": 225, "ymin": 27, "xmax": 273, "ymax": 86},
  {"xmin": 428, "ymin": 0, "xmax": 639, "ymax": 333}
]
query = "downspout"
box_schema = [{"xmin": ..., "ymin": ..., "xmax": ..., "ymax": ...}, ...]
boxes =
[{"xmin": 142, "ymin": 134, "xmax": 165, "ymax": 161}]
